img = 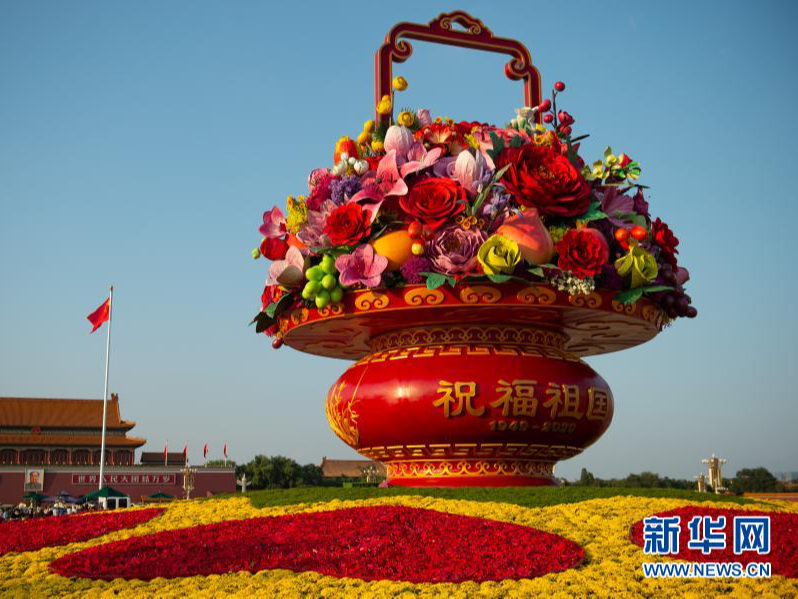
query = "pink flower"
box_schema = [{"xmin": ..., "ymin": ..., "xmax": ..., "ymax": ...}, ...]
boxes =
[
  {"xmin": 454, "ymin": 149, "xmax": 489, "ymax": 198},
  {"xmin": 349, "ymin": 150, "xmax": 408, "ymax": 222},
  {"xmin": 334, "ymin": 244, "xmax": 388, "ymax": 288},
  {"xmin": 416, "ymin": 108, "xmax": 432, "ymax": 127},
  {"xmin": 400, "ymin": 144, "xmax": 443, "ymax": 178},
  {"xmin": 259, "ymin": 206, "xmax": 286, "ymax": 238},
  {"xmin": 268, "ymin": 246, "xmax": 306, "ymax": 286},
  {"xmin": 383, "ymin": 125, "xmax": 415, "ymax": 158}
]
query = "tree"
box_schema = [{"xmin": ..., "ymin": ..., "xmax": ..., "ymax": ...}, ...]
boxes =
[
  {"xmin": 236, "ymin": 455, "xmax": 324, "ymax": 489},
  {"xmin": 730, "ymin": 468, "xmax": 781, "ymax": 494},
  {"xmin": 578, "ymin": 468, "xmax": 596, "ymax": 486}
]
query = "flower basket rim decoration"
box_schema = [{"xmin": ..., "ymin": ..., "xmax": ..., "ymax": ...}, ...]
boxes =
[
  {"xmin": 252, "ymin": 11, "xmax": 694, "ymax": 487},
  {"xmin": 278, "ymin": 281, "xmax": 664, "ymax": 361}
]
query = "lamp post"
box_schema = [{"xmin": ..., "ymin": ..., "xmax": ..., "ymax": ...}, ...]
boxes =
[{"xmin": 181, "ymin": 464, "xmax": 196, "ymax": 500}]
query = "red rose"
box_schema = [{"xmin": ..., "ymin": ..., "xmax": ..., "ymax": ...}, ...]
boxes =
[
  {"xmin": 259, "ymin": 236, "xmax": 289, "ymax": 260},
  {"xmin": 323, "ymin": 203, "xmax": 371, "ymax": 246},
  {"xmin": 399, "ymin": 177, "xmax": 466, "ymax": 230},
  {"xmin": 497, "ymin": 144, "xmax": 591, "ymax": 217},
  {"xmin": 651, "ymin": 217, "xmax": 679, "ymax": 268},
  {"xmin": 556, "ymin": 228, "xmax": 609, "ymax": 279}
]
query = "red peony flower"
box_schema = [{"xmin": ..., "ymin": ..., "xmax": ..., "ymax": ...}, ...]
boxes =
[
  {"xmin": 259, "ymin": 236, "xmax": 289, "ymax": 260},
  {"xmin": 0, "ymin": 508, "xmax": 164, "ymax": 556},
  {"xmin": 556, "ymin": 227, "xmax": 610, "ymax": 279},
  {"xmin": 651, "ymin": 217, "xmax": 679, "ymax": 268},
  {"xmin": 399, "ymin": 177, "xmax": 466, "ymax": 231},
  {"xmin": 497, "ymin": 144, "xmax": 591, "ymax": 217},
  {"xmin": 49, "ymin": 505, "xmax": 585, "ymax": 582},
  {"xmin": 323, "ymin": 203, "xmax": 371, "ymax": 246}
]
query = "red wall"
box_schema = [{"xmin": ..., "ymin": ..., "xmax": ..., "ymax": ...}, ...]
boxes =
[{"xmin": 0, "ymin": 466, "xmax": 236, "ymax": 505}]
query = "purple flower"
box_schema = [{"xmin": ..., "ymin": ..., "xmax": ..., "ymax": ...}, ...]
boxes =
[
  {"xmin": 632, "ymin": 188, "xmax": 650, "ymax": 218},
  {"xmin": 598, "ymin": 263, "xmax": 623, "ymax": 290},
  {"xmin": 427, "ymin": 225, "xmax": 487, "ymax": 276},
  {"xmin": 306, "ymin": 172, "xmax": 338, "ymax": 211},
  {"xmin": 335, "ymin": 244, "xmax": 389, "ymax": 288},
  {"xmin": 480, "ymin": 188, "xmax": 511, "ymax": 227},
  {"xmin": 400, "ymin": 256, "xmax": 432, "ymax": 284},
  {"xmin": 598, "ymin": 186, "xmax": 634, "ymax": 227},
  {"xmin": 330, "ymin": 176, "xmax": 362, "ymax": 204}
]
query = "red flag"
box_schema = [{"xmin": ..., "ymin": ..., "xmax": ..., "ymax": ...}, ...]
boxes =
[
  {"xmin": 164, "ymin": 441, "xmax": 168, "ymax": 465},
  {"xmin": 223, "ymin": 442, "xmax": 228, "ymax": 458},
  {"xmin": 203, "ymin": 443, "xmax": 209, "ymax": 459},
  {"xmin": 87, "ymin": 298, "xmax": 111, "ymax": 333},
  {"xmin": 182, "ymin": 442, "xmax": 188, "ymax": 461}
]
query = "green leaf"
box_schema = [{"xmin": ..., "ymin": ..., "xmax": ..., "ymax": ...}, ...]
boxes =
[
  {"xmin": 486, "ymin": 274, "xmax": 513, "ymax": 283},
  {"xmin": 510, "ymin": 135, "xmax": 524, "ymax": 148},
  {"xmin": 582, "ymin": 208, "xmax": 608, "ymax": 222},
  {"xmin": 615, "ymin": 287, "xmax": 644, "ymax": 305},
  {"xmin": 265, "ymin": 292, "xmax": 293, "ymax": 318},
  {"xmin": 528, "ymin": 266, "xmax": 545, "ymax": 278},
  {"xmin": 421, "ymin": 272, "xmax": 455, "ymax": 290},
  {"xmin": 251, "ymin": 312, "xmax": 276, "ymax": 334},
  {"xmin": 641, "ymin": 285, "xmax": 674, "ymax": 294}
]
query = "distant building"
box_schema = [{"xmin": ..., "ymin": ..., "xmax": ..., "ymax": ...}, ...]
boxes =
[
  {"xmin": 320, "ymin": 457, "xmax": 386, "ymax": 481},
  {"xmin": 775, "ymin": 471, "xmax": 798, "ymax": 483},
  {"xmin": 0, "ymin": 394, "xmax": 145, "ymax": 466},
  {"xmin": 0, "ymin": 395, "xmax": 234, "ymax": 504}
]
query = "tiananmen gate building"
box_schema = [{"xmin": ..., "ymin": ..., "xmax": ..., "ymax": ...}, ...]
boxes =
[{"xmin": 0, "ymin": 395, "xmax": 235, "ymax": 505}]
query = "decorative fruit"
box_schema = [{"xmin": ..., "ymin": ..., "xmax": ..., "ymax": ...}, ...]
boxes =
[
  {"xmin": 538, "ymin": 99, "xmax": 551, "ymax": 112},
  {"xmin": 630, "ymin": 225, "xmax": 648, "ymax": 241},
  {"xmin": 370, "ymin": 230, "xmax": 415, "ymax": 271},
  {"xmin": 302, "ymin": 255, "xmax": 344, "ymax": 306},
  {"xmin": 614, "ymin": 228, "xmax": 630, "ymax": 242},
  {"xmin": 543, "ymin": 113, "xmax": 554, "ymax": 124},
  {"xmin": 333, "ymin": 136, "xmax": 359, "ymax": 164},
  {"xmin": 407, "ymin": 221, "xmax": 423, "ymax": 238},
  {"xmin": 411, "ymin": 242, "xmax": 425, "ymax": 256},
  {"xmin": 496, "ymin": 209, "xmax": 555, "ymax": 265},
  {"xmin": 554, "ymin": 81, "xmax": 566, "ymax": 92}
]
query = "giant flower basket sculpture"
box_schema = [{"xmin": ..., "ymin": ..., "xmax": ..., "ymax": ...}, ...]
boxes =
[{"xmin": 252, "ymin": 11, "xmax": 695, "ymax": 487}]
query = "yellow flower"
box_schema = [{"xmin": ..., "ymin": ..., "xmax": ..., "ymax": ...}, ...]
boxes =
[
  {"xmin": 370, "ymin": 139, "xmax": 384, "ymax": 153},
  {"xmin": 285, "ymin": 195, "xmax": 308, "ymax": 234},
  {"xmin": 363, "ymin": 119, "xmax": 375, "ymax": 133},
  {"xmin": 376, "ymin": 94, "xmax": 392, "ymax": 116},
  {"xmin": 615, "ymin": 242, "xmax": 658, "ymax": 288},
  {"xmin": 392, "ymin": 76, "xmax": 408, "ymax": 91},
  {"xmin": 397, "ymin": 111, "xmax": 415, "ymax": 127},
  {"xmin": 357, "ymin": 130, "xmax": 371, "ymax": 145},
  {"xmin": 478, "ymin": 234, "xmax": 521, "ymax": 275}
]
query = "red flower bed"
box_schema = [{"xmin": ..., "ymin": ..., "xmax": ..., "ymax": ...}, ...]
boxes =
[
  {"xmin": 0, "ymin": 508, "xmax": 164, "ymax": 556},
  {"xmin": 630, "ymin": 507, "xmax": 797, "ymax": 578},
  {"xmin": 50, "ymin": 505, "xmax": 584, "ymax": 582}
]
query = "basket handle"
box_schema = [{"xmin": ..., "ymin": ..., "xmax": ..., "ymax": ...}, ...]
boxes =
[{"xmin": 375, "ymin": 11, "xmax": 542, "ymax": 126}]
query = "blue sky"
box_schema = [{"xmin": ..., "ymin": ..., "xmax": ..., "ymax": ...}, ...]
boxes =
[{"xmin": 1, "ymin": 1, "xmax": 796, "ymax": 480}]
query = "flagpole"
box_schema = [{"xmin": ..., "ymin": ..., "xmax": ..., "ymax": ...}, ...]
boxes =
[{"xmin": 97, "ymin": 285, "xmax": 113, "ymax": 491}]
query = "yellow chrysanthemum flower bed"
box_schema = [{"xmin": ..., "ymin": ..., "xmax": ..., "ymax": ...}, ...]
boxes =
[{"xmin": 1, "ymin": 492, "xmax": 796, "ymax": 597}]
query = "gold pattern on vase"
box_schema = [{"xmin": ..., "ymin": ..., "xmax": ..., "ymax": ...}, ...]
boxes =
[
  {"xmin": 568, "ymin": 292, "xmax": 602, "ymax": 308},
  {"xmin": 459, "ymin": 285, "xmax": 503, "ymax": 304},
  {"xmin": 517, "ymin": 286, "xmax": 557, "ymax": 304},
  {"xmin": 404, "ymin": 287, "xmax": 445, "ymax": 306},
  {"xmin": 325, "ymin": 382, "xmax": 360, "ymax": 446},
  {"xmin": 354, "ymin": 291, "xmax": 391, "ymax": 311}
]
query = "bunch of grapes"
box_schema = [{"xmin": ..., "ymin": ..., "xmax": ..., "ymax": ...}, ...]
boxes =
[
  {"xmin": 658, "ymin": 263, "xmax": 697, "ymax": 319},
  {"xmin": 301, "ymin": 254, "xmax": 343, "ymax": 309}
]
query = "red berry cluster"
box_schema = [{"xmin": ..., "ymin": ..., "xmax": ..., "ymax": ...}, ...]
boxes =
[{"xmin": 536, "ymin": 82, "xmax": 574, "ymax": 136}]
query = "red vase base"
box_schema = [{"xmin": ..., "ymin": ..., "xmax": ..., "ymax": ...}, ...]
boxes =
[{"xmin": 384, "ymin": 459, "xmax": 558, "ymax": 488}]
